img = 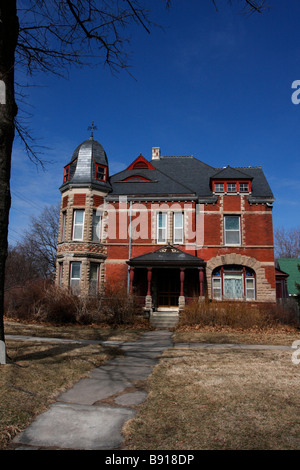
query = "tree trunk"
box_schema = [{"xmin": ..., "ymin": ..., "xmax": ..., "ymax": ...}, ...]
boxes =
[{"xmin": 0, "ymin": 1, "xmax": 19, "ymax": 345}]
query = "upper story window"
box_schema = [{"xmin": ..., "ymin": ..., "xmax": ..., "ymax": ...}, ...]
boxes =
[
  {"xmin": 73, "ymin": 209, "xmax": 85, "ymax": 241},
  {"xmin": 224, "ymin": 215, "xmax": 241, "ymax": 245},
  {"xmin": 215, "ymin": 183, "xmax": 224, "ymax": 192},
  {"xmin": 95, "ymin": 163, "xmax": 107, "ymax": 182},
  {"xmin": 213, "ymin": 181, "xmax": 251, "ymax": 193},
  {"xmin": 157, "ymin": 212, "xmax": 167, "ymax": 244},
  {"xmin": 227, "ymin": 182, "xmax": 237, "ymax": 192},
  {"xmin": 173, "ymin": 212, "xmax": 184, "ymax": 244},
  {"xmin": 63, "ymin": 165, "xmax": 70, "ymax": 183},
  {"xmin": 239, "ymin": 182, "xmax": 249, "ymax": 192}
]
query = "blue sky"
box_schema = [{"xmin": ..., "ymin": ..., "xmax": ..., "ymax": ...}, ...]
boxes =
[{"xmin": 9, "ymin": 0, "xmax": 300, "ymax": 245}]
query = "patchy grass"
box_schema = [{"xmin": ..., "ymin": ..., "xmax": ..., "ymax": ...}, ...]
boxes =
[
  {"xmin": 0, "ymin": 339, "xmax": 123, "ymax": 450},
  {"xmin": 123, "ymin": 347, "xmax": 300, "ymax": 450},
  {"xmin": 4, "ymin": 319, "xmax": 151, "ymax": 342},
  {"xmin": 173, "ymin": 325, "xmax": 300, "ymax": 346}
]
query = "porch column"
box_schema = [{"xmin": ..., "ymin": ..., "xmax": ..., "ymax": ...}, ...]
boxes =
[
  {"xmin": 129, "ymin": 267, "xmax": 134, "ymax": 295},
  {"xmin": 145, "ymin": 267, "xmax": 153, "ymax": 314},
  {"xmin": 199, "ymin": 267, "xmax": 204, "ymax": 297},
  {"xmin": 180, "ymin": 268, "xmax": 185, "ymax": 297},
  {"xmin": 179, "ymin": 268, "xmax": 185, "ymax": 310},
  {"xmin": 147, "ymin": 267, "xmax": 152, "ymax": 296}
]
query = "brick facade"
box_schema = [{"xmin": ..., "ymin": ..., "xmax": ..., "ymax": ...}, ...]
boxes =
[{"xmin": 56, "ymin": 138, "xmax": 276, "ymax": 307}]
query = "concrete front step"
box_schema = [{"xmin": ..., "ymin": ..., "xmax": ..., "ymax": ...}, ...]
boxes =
[{"xmin": 150, "ymin": 312, "xmax": 179, "ymax": 329}]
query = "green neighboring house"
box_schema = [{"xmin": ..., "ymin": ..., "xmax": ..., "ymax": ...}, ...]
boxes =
[{"xmin": 277, "ymin": 259, "xmax": 300, "ymax": 297}]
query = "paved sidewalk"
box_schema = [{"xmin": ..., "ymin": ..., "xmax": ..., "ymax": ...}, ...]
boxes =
[
  {"xmin": 10, "ymin": 331, "xmax": 294, "ymax": 450},
  {"xmin": 12, "ymin": 330, "xmax": 173, "ymax": 450}
]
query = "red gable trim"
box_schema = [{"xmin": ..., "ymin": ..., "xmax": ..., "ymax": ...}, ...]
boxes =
[{"xmin": 126, "ymin": 154, "xmax": 155, "ymax": 170}]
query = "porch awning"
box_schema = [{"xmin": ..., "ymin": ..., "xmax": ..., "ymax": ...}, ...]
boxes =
[{"xmin": 127, "ymin": 244, "xmax": 206, "ymax": 267}]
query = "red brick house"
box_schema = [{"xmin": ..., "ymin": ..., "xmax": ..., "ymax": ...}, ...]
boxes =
[{"xmin": 56, "ymin": 134, "xmax": 277, "ymax": 313}]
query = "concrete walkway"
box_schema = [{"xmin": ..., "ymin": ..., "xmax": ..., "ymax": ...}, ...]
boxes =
[
  {"xmin": 12, "ymin": 330, "xmax": 173, "ymax": 450},
  {"xmin": 10, "ymin": 331, "xmax": 294, "ymax": 450}
]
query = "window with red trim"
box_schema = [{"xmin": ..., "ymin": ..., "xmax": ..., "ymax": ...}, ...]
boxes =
[
  {"xmin": 95, "ymin": 163, "xmax": 107, "ymax": 182},
  {"xmin": 63, "ymin": 165, "xmax": 70, "ymax": 183},
  {"xmin": 213, "ymin": 181, "xmax": 251, "ymax": 193}
]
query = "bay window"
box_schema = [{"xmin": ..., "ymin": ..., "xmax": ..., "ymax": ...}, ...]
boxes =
[{"xmin": 73, "ymin": 209, "xmax": 85, "ymax": 241}]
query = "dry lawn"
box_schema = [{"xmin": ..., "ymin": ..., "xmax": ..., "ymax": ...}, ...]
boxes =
[
  {"xmin": 123, "ymin": 346, "xmax": 300, "ymax": 450},
  {"xmin": 0, "ymin": 339, "xmax": 122, "ymax": 449}
]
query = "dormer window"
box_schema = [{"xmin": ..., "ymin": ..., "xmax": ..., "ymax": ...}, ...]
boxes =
[
  {"xmin": 227, "ymin": 182, "xmax": 237, "ymax": 192},
  {"xmin": 239, "ymin": 182, "xmax": 249, "ymax": 192},
  {"xmin": 63, "ymin": 165, "xmax": 70, "ymax": 183},
  {"xmin": 212, "ymin": 180, "xmax": 251, "ymax": 193},
  {"xmin": 95, "ymin": 163, "xmax": 107, "ymax": 182},
  {"xmin": 215, "ymin": 183, "xmax": 224, "ymax": 192}
]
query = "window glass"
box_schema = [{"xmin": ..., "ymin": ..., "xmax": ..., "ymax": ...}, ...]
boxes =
[
  {"xmin": 246, "ymin": 278, "xmax": 255, "ymax": 299},
  {"xmin": 70, "ymin": 262, "xmax": 81, "ymax": 294},
  {"xmin": 173, "ymin": 212, "xmax": 184, "ymax": 244},
  {"xmin": 212, "ymin": 278, "xmax": 222, "ymax": 299},
  {"xmin": 224, "ymin": 274, "xmax": 243, "ymax": 299},
  {"xmin": 224, "ymin": 216, "xmax": 240, "ymax": 245},
  {"xmin": 239, "ymin": 182, "xmax": 249, "ymax": 192},
  {"xmin": 92, "ymin": 210, "xmax": 101, "ymax": 242},
  {"xmin": 227, "ymin": 183, "xmax": 236, "ymax": 192},
  {"xmin": 73, "ymin": 209, "xmax": 84, "ymax": 240},
  {"xmin": 90, "ymin": 263, "xmax": 99, "ymax": 295},
  {"xmin": 215, "ymin": 183, "xmax": 224, "ymax": 192},
  {"xmin": 96, "ymin": 165, "xmax": 106, "ymax": 181},
  {"xmin": 157, "ymin": 212, "xmax": 167, "ymax": 243}
]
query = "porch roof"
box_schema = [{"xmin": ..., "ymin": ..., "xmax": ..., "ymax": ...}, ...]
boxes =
[{"xmin": 127, "ymin": 244, "xmax": 206, "ymax": 267}]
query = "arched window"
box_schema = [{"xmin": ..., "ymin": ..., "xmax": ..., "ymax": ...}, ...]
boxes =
[
  {"xmin": 212, "ymin": 265, "xmax": 256, "ymax": 300},
  {"xmin": 132, "ymin": 161, "xmax": 148, "ymax": 169}
]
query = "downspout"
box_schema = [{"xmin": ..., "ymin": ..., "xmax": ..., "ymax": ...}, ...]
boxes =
[{"xmin": 127, "ymin": 200, "xmax": 132, "ymax": 293}]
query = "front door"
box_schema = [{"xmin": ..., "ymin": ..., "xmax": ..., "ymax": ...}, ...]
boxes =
[{"xmin": 157, "ymin": 269, "xmax": 180, "ymax": 307}]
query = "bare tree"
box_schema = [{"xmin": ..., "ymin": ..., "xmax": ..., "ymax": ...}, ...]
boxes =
[
  {"xmin": 274, "ymin": 227, "xmax": 300, "ymax": 259},
  {"xmin": 22, "ymin": 204, "xmax": 60, "ymax": 278},
  {"xmin": 0, "ymin": 0, "xmax": 267, "ymax": 361}
]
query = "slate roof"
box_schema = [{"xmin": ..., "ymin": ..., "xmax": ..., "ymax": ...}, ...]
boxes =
[
  {"xmin": 277, "ymin": 259, "xmax": 300, "ymax": 295},
  {"xmin": 127, "ymin": 244, "xmax": 205, "ymax": 266},
  {"xmin": 108, "ymin": 155, "xmax": 274, "ymax": 201},
  {"xmin": 60, "ymin": 137, "xmax": 111, "ymax": 192}
]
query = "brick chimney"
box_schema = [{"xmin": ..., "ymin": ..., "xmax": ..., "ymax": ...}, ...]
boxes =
[{"xmin": 152, "ymin": 147, "xmax": 160, "ymax": 160}]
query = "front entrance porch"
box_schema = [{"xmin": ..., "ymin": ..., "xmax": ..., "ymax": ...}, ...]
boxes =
[{"xmin": 127, "ymin": 245, "xmax": 206, "ymax": 315}]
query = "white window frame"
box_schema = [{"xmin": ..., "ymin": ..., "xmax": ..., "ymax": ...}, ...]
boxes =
[
  {"xmin": 224, "ymin": 216, "xmax": 241, "ymax": 246},
  {"xmin": 157, "ymin": 212, "xmax": 167, "ymax": 244},
  {"xmin": 215, "ymin": 183, "xmax": 224, "ymax": 192},
  {"xmin": 90, "ymin": 262, "xmax": 100, "ymax": 295},
  {"xmin": 173, "ymin": 212, "xmax": 184, "ymax": 244},
  {"xmin": 245, "ymin": 277, "xmax": 256, "ymax": 300},
  {"xmin": 239, "ymin": 182, "xmax": 249, "ymax": 192},
  {"xmin": 70, "ymin": 261, "xmax": 81, "ymax": 293},
  {"xmin": 227, "ymin": 182, "xmax": 237, "ymax": 192},
  {"xmin": 92, "ymin": 210, "xmax": 102, "ymax": 242},
  {"xmin": 72, "ymin": 209, "xmax": 85, "ymax": 241},
  {"xmin": 212, "ymin": 277, "xmax": 222, "ymax": 299}
]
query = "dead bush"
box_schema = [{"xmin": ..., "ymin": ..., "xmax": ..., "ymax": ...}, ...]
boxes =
[
  {"xmin": 4, "ymin": 280, "xmax": 143, "ymax": 326},
  {"xmin": 178, "ymin": 299, "xmax": 300, "ymax": 330}
]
